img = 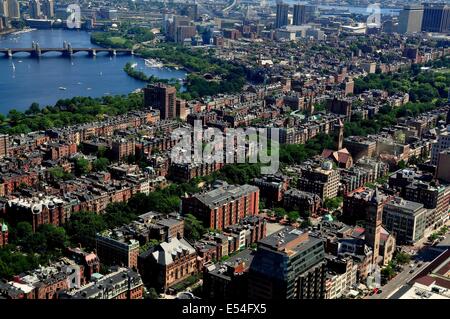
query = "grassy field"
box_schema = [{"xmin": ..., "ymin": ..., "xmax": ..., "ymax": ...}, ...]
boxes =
[{"xmin": 109, "ymin": 37, "xmax": 128, "ymax": 46}]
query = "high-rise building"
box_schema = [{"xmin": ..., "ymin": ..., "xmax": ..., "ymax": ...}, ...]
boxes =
[
  {"xmin": 41, "ymin": 0, "xmax": 54, "ymax": 18},
  {"xmin": 436, "ymin": 149, "xmax": 450, "ymax": 183},
  {"xmin": 398, "ymin": 5, "xmax": 424, "ymax": 34},
  {"xmin": 431, "ymin": 126, "xmax": 450, "ymax": 165},
  {"xmin": 0, "ymin": 0, "xmax": 8, "ymax": 17},
  {"xmin": 0, "ymin": 134, "xmax": 8, "ymax": 158},
  {"xmin": 175, "ymin": 98, "xmax": 187, "ymax": 120},
  {"xmin": 275, "ymin": 2, "xmax": 289, "ymax": 28},
  {"xmin": 422, "ymin": 3, "xmax": 450, "ymax": 33},
  {"xmin": 7, "ymin": 0, "xmax": 20, "ymax": 18},
  {"xmin": 29, "ymin": 0, "xmax": 41, "ymax": 19},
  {"xmin": 143, "ymin": 83, "xmax": 177, "ymax": 120},
  {"xmin": 248, "ymin": 226, "xmax": 326, "ymax": 299},
  {"xmin": 168, "ymin": 15, "xmax": 191, "ymax": 42},
  {"xmin": 293, "ymin": 4, "xmax": 306, "ymax": 25},
  {"xmin": 175, "ymin": 25, "xmax": 196, "ymax": 43}
]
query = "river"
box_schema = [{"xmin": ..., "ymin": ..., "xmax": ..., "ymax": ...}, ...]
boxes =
[{"xmin": 0, "ymin": 29, "xmax": 187, "ymax": 114}]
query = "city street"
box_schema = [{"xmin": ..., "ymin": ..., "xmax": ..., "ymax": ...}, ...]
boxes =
[
  {"xmin": 368, "ymin": 230, "xmax": 449, "ymax": 299},
  {"xmin": 368, "ymin": 257, "xmax": 430, "ymax": 299}
]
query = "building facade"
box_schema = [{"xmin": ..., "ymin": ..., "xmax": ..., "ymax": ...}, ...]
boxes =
[
  {"xmin": 138, "ymin": 237, "xmax": 197, "ymax": 292},
  {"xmin": 181, "ymin": 181, "xmax": 259, "ymax": 230},
  {"xmin": 382, "ymin": 198, "xmax": 427, "ymax": 245},
  {"xmin": 96, "ymin": 230, "xmax": 140, "ymax": 270},
  {"xmin": 248, "ymin": 227, "xmax": 326, "ymax": 299}
]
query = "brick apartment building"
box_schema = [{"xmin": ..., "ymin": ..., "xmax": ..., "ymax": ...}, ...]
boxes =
[
  {"xmin": 62, "ymin": 267, "xmax": 143, "ymax": 299},
  {"xmin": 96, "ymin": 230, "xmax": 140, "ymax": 270},
  {"xmin": 0, "ymin": 222, "xmax": 8, "ymax": 247},
  {"xmin": 0, "ymin": 134, "xmax": 9, "ymax": 158},
  {"xmin": 169, "ymin": 162, "xmax": 225, "ymax": 182},
  {"xmin": 251, "ymin": 174, "xmax": 289, "ymax": 204},
  {"xmin": 144, "ymin": 83, "xmax": 186, "ymax": 120},
  {"xmin": 111, "ymin": 138, "xmax": 136, "ymax": 162},
  {"xmin": 138, "ymin": 237, "xmax": 198, "ymax": 292},
  {"xmin": 6, "ymin": 196, "xmax": 68, "ymax": 232},
  {"xmin": 182, "ymin": 181, "xmax": 260, "ymax": 230},
  {"xmin": 297, "ymin": 161, "xmax": 340, "ymax": 200},
  {"xmin": 283, "ymin": 188, "xmax": 322, "ymax": 216}
]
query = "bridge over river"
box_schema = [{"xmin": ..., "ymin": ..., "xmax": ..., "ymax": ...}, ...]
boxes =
[{"xmin": 0, "ymin": 41, "xmax": 133, "ymax": 58}]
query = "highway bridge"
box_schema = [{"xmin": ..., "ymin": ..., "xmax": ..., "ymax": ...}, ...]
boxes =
[{"xmin": 0, "ymin": 42, "xmax": 133, "ymax": 58}]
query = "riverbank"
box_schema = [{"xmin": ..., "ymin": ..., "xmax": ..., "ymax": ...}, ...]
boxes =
[
  {"xmin": 0, "ymin": 29, "xmax": 17, "ymax": 36},
  {"xmin": 0, "ymin": 28, "xmax": 38, "ymax": 36},
  {"xmin": 0, "ymin": 29, "xmax": 187, "ymax": 113}
]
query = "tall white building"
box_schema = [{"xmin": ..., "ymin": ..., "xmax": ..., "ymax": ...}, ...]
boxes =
[
  {"xmin": 431, "ymin": 126, "xmax": 450, "ymax": 165},
  {"xmin": 7, "ymin": 0, "xmax": 20, "ymax": 18},
  {"xmin": 0, "ymin": 0, "xmax": 8, "ymax": 17}
]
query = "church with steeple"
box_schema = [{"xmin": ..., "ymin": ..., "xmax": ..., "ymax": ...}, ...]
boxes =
[{"xmin": 321, "ymin": 119, "xmax": 353, "ymax": 168}]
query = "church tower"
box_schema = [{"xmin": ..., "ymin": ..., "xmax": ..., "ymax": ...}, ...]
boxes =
[
  {"xmin": 334, "ymin": 119, "xmax": 344, "ymax": 150},
  {"xmin": 366, "ymin": 188, "xmax": 383, "ymax": 265}
]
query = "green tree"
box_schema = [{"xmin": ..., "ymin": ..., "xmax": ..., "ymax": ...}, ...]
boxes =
[
  {"xmin": 64, "ymin": 211, "xmax": 107, "ymax": 250},
  {"xmin": 287, "ymin": 211, "xmax": 300, "ymax": 222},
  {"xmin": 323, "ymin": 196, "xmax": 343, "ymax": 211},
  {"xmin": 394, "ymin": 252, "xmax": 411, "ymax": 265},
  {"xmin": 273, "ymin": 207, "xmax": 287, "ymax": 218},
  {"xmin": 381, "ymin": 263, "xmax": 396, "ymax": 280},
  {"xmin": 398, "ymin": 160, "xmax": 407, "ymax": 169},
  {"xmin": 103, "ymin": 202, "xmax": 137, "ymax": 229},
  {"xmin": 37, "ymin": 224, "xmax": 69, "ymax": 251},
  {"xmin": 184, "ymin": 214, "xmax": 206, "ymax": 241},
  {"xmin": 93, "ymin": 157, "xmax": 110, "ymax": 172},
  {"xmin": 75, "ymin": 158, "xmax": 92, "ymax": 176},
  {"xmin": 26, "ymin": 102, "xmax": 41, "ymax": 115}
]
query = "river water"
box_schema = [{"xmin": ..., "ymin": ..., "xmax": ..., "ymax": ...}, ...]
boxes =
[{"xmin": 0, "ymin": 29, "xmax": 187, "ymax": 114}]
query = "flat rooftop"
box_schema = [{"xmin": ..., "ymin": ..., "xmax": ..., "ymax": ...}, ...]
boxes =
[{"xmin": 194, "ymin": 182, "xmax": 258, "ymax": 208}]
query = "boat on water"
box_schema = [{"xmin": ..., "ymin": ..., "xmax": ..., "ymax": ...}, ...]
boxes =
[
  {"xmin": 11, "ymin": 62, "xmax": 15, "ymax": 71},
  {"xmin": 59, "ymin": 87, "xmax": 67, "ymax": 90},
  {"xmin": 87, "ymin": 88, "xmax": 92, "ymax": 90},
  {"xmin": 144, "ymin": 58, "xmax": 163, "ymax": 68},
  {"xmin": 18, "ymin": 60, "xmax": 22, "ymax": 63},
  {"xmin": 131, "ymin": 63, "xmax": 138, "ymax": 68}
]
